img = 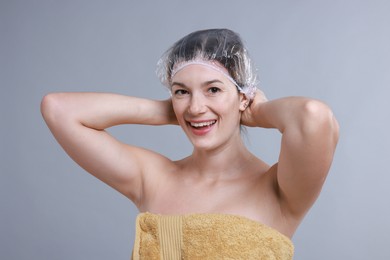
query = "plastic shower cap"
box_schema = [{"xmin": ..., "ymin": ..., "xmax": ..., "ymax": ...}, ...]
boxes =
[{"xmin": 156, "ymin": 28, "xmax": 259, "ymax": 100}]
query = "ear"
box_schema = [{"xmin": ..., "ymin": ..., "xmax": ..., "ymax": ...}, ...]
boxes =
[{"xmin": 239, "ymin": 93, "xmax": 250, "ymax": 111}]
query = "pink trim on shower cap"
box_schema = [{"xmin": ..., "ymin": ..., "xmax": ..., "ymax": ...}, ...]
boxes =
[{"xmin": 171, "ymin": 59, "xmax": 245, "ymax": 93}]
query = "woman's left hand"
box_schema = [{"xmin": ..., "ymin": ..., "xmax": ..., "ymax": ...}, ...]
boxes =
[{"xmin": 240, "ymin": 89, "xmax": 268, "ymax": 127}]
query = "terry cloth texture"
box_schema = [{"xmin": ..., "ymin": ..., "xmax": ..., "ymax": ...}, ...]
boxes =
[{"xmin": 132, "ymin": 212, "xmax": 294, "ymax": 260}]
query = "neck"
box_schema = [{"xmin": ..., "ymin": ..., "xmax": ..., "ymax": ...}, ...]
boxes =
[{"xmin": 186, "ymin": 137, "xmax": 254, "ymax": 181}]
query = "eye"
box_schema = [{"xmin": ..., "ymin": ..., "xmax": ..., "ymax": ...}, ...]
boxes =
[
  {"xmin": 173, "ymin": 89, "xmax": 189, "ymax": 96},
  {"xmin": 208, "ymin": 87, "xmax": 221, "ymax": 94}
]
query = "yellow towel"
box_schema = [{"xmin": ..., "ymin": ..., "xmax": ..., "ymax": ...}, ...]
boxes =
[{"xmin": 132, "ymin": 212, "xmax": 294, "ymax": 260}]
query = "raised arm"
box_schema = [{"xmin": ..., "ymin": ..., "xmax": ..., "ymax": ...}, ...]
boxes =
[
  {"xmin": 41, "ymin": 92, "xmax": 176, "ymax": 204},
  {"xmin": 242, "ymin": 91, "xmax": 339, "ymax": 218}
]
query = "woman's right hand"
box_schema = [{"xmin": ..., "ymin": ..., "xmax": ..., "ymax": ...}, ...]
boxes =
[{"xmin": 162, "ymin": 98, "xmax": 178, "ymax": 125}]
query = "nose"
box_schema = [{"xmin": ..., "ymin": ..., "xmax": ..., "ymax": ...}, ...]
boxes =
[{"xmin": 188, "ymin": 93, "xmax": 207, "ymax": 115}]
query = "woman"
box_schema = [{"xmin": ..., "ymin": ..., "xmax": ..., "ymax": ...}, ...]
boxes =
[{"xmin": 41, "ymin": 29, "xmax": 339, "ymax": 259}]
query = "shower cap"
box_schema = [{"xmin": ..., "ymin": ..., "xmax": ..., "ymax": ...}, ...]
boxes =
[{"xmin": 156, "ymin": 29, "xmax": 259, "ymax": 100}]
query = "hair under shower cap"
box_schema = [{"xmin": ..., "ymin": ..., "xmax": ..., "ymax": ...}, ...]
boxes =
[{"xmin": 156, "ymin": 29, "xmax": 259, "ymax": 100}]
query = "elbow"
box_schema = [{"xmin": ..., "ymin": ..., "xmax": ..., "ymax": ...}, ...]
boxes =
[
  {"xmin": 41, "ymin": 92, "xmax": 68, "ymax": 125},
  {"xmin": 41, "ymin": 93, "xmax": 57, "ymax": 121},
  {"xmin": 41, "ymin": 93, "xmax": 55, "ymax": 122},
  {"xmin": 301, "ymin": 100, "xmax": 339, "ymax": 143}
]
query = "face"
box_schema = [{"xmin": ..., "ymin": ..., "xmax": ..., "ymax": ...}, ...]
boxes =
[{"xmin": 170, "ymin": 63, "xmax": 247, "ymax": 151}]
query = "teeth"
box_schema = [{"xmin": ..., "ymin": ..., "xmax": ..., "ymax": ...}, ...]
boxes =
[{"xmin": 190, "ymin": 120, "xmax": 216, "ymax": 128}]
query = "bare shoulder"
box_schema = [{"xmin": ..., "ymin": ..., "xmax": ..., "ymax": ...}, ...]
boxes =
[
  {"xmin": 132, "ymin": 145, "xmax": 176, "ymax": 174},
  {"xmin": 256, "ymin": 163, "xmax": 301, "ymax": 236},
  {"xmin": 132, "ymin": 146, "xmax": 179, "ymax": 205}
]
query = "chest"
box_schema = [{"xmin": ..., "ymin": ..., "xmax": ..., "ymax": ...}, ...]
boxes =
[{"xmin": 142, "ymin": 173, "xmax": 279, "ymax": 222}]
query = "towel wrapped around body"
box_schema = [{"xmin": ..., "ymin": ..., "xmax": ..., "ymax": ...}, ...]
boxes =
[{"xmin": 132, "ymin": 212, "xmax": 293, "ymax": 260}]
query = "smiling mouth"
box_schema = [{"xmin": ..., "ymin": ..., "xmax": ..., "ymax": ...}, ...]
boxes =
[{"xmin": 189, "ymin": 120, "xmax": 217, "ymax": 128}]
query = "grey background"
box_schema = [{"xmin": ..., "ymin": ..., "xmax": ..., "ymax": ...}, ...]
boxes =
[{"xmin": 1, "ymin": 0, "xmax": 389, "ymax": 259}]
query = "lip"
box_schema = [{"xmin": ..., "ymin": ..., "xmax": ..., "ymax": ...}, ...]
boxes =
[{"xmin": 186, "ymin": 119, "xmax": 217, "ymax": 136}]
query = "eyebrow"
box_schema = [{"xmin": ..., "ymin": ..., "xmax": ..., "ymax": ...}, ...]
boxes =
[
  {"xmin": 203, "ymin": 79, "xmax": 224, "ymax": 86},
  {"xmin": 171, "ymin": 81, "xmax": 187, "ymax": 88},
  {"xmin": 171, "ymin": 79, "xmax": 224, "ymax": 88}
]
